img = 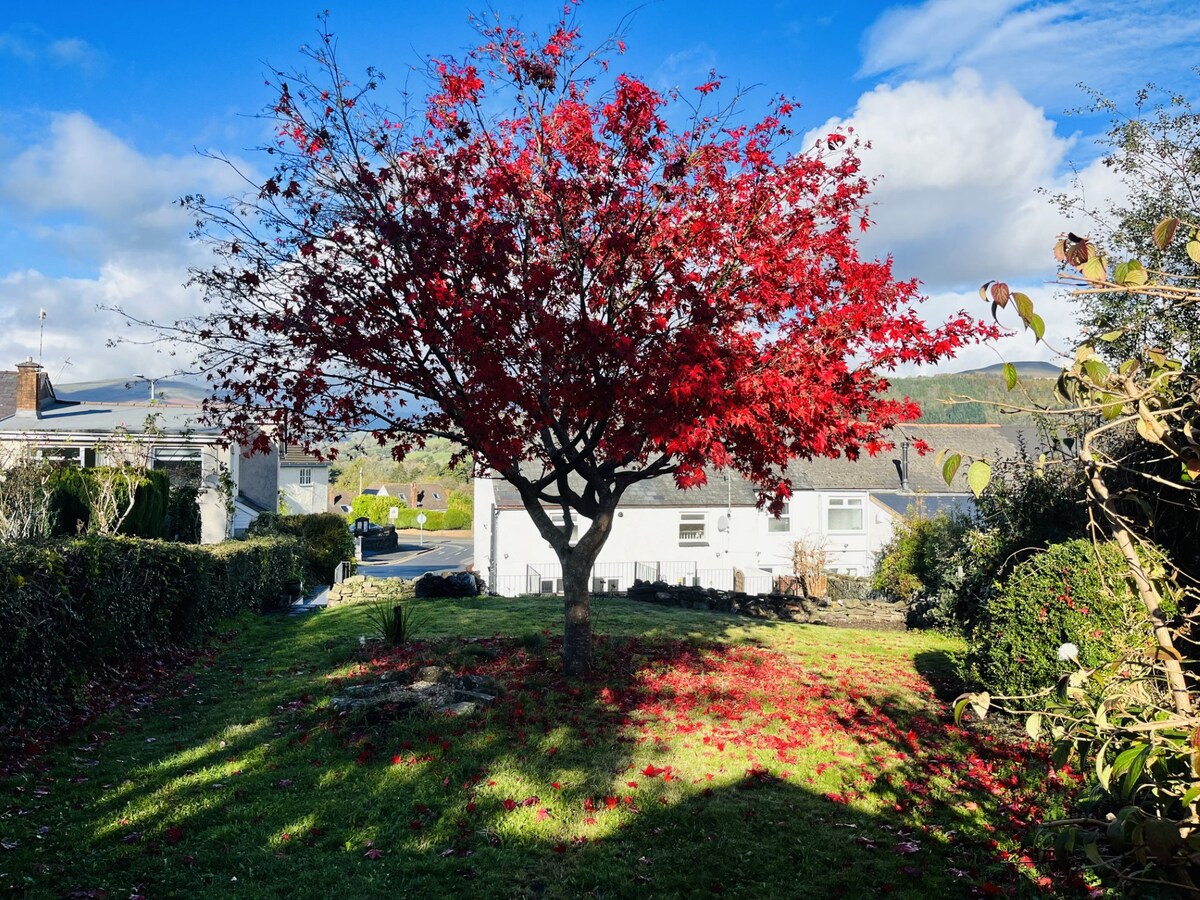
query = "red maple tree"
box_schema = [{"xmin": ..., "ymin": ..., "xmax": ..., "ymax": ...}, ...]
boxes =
[{"xmin": 182, "ymin": 13, "xmax": 988, "ymax": 675}]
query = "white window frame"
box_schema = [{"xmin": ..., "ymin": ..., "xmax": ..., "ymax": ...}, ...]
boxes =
[
  {"xmin": 826, "ymin": 496, "xmax": 865, "ymax": 533},
  {"xmin": 767, "ymin": 500, "xmax": 791, "ymax": 533},
  {"xmin": 678, "ymin": 512, "xmax": 707, "ymax": 545},
  {"xmin": 35, "ymin": 446, "xmax": 94, "ymax": 467},
  {"xmin": 299, "ymin": 467, "xmax": 313, "ymax": 486},
  {"xmin": 549, "ymin": 513, "xmax": 580, "ymax": 545}
]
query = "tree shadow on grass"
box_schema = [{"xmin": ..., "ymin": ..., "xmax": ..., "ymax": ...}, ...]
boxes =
[
  {"xmin": 0, "ymin": 602, "xmax": 1091, "ymax": 899},
  {"xmin": 913, "ymin": 649, "xmax": 969, "ymax": 703}
]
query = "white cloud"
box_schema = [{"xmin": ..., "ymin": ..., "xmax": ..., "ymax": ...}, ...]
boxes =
[
  {"xmin": 0, "ymin": 28, "xmax": 102, "ymax": 72},
  {"xmin": 0, "ymin": 114, "xmax": 248, "ymax": 381},
  {"xmin": 652, "ymin": 44, "xmax": 718, "ymax": 94},
  {"xmin": 911, "ymin": 285, "xmax": 1069, "ymax": 376},
  {"xmin": 861, "ymin": 0, "xmax": 1200, "ymax": 108},
  {"xmin": 805, "ymin": 69, "xmax": 1125, "ymax": 294},
  {"xmin": 4, "ymin": 113, "xmax": 235, "ymax": 223}
]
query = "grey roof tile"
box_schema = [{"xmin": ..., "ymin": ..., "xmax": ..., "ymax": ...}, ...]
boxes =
[{"xmin": 489, "ymin": 424, "xmax": 1040, "ymax": 509}]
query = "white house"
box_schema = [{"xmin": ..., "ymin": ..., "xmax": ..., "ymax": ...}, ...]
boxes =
[
  {"xmin": 0, "ymin": 360, "xmax": 330, "ymax": 542},
  {"xmin": 473, "ymin": 425, "xmax": 1029, "ymax": 596}
]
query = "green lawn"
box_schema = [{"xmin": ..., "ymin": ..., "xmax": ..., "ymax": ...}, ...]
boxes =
[{"xmin": 0, "ymin": 597, "xmax": 1096, "ymax": 898}]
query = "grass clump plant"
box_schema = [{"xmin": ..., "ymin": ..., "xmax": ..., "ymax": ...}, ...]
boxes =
[{"xmin": 365, "ymin": 599, "xmax": 424, "ymax": 647}]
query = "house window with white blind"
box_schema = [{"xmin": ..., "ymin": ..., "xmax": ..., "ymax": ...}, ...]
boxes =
[
  {"xmin": 299, "ymin": 467, "xmax": 313, "ymax": 486},
  {"xmin": 678, "ymin": 512, "xmax": 707, "ymax": 545},
  {"xmin": 826, "ymin": 496, "xmax": 865, "ymax": 532}
]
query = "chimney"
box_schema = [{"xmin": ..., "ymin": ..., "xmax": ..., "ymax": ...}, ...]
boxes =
[
  {"xmin": 900, "ymin": 441, "xmax": 910, "ymax": 492},
  {"xmin": 15, "ymin": 359, "xmax": 43, "ymax": 419}
]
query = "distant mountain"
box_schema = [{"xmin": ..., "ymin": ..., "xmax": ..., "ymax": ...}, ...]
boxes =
[
  {"xmin": 55, "ymin": 378, "xmax": 211, "ymax": 405},
  {"xmin": 960, "ymin": 360, "xmax": 1062, "ymax": 378},
  {"xmin": 886, "ymin": 361, "xmax": 1062, "ymax": 424}
]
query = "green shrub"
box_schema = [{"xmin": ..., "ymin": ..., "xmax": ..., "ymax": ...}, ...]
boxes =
[
  {"xmin": 963, "ymin": 539, "xmax": 1159, "ymax": 697},
  {"xmin": 165, "ymin": 484, "xmax": 202, "ymax": 543},
  {"xmin": 44, "ymin": 465, "xmax": 171, "ymax": 538},
  {"xmin": 46, "ymin": 465, "xmax": 91, "ymax": 535},
  {"xmin": 0, "ymin": 534, "xmax": 302, "ymax": 716},
  {"xmin": 348, "ymin": 494, "xmax": 405, "ymax": 526},
  {"xmin": 441, "ymin": 507, "xmax": 471, "ymax": 529},
  {"xmin": 121, "ymin": 468, "xmax": 170, "ymax": 538},
  {"xmin": 874, "ymin": 508, "xmax": 971, "ymax": 601},
  {"xmin": 247, "ymin": 512, "xmax": 354, "ymax": 584}
]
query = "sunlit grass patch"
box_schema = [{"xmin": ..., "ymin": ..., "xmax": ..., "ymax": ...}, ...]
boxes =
[{"xmin": 0, "ymin": 597, "xmax": 1100, "ymax": 898}]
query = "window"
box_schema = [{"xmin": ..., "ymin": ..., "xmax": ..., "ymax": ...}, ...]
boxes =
[
  {"xmin": 826, "ymin": 496, "xmax": 864, "ymax": 532},
  {"xmin": 549, "ymin": 514, "xmax": 579, "ymax": 544},
  {"xmin": 767, "ymin": 500, "xmax": 790, "ymax": 533},
  {"xmin": 152, "ymin": 447, "xmax": 201, "ymax": 487},
  {"xmin": 679, "ymin": 512, "xmax": 707, "ymax": 544},
  {"xmin": 35, "ymin": 446, "xmax": 96, "ymax": 467},
  {"xmin": 299, "ymin": 467, "xmax": 313, "ymax": 486}
]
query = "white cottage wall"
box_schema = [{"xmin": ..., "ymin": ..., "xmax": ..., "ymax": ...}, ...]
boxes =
[{"xmin": 280, "ymin": 465, "xmax": 328, "ymax": 515}]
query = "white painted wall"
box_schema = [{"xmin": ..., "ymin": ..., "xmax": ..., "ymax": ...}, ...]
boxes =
[
  {"xmin": 473, "ymin": 475, "xmax": 904, "ymax": 594},
  {"xmin": 279, "ymin": 465, "xmax": 329, "ymax": 515},
  {"xmin": 200, "ymin": 444, "xmax": 235, "ymax": 544}
]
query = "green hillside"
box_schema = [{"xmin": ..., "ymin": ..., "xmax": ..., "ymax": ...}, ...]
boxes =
[{"xmin": 885, "ymin": 367, "xmax": 1063, "ymax": 424}]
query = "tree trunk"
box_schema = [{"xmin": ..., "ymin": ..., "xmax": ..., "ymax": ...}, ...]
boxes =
[{"xmin": 560, "ymin": 550, "xmax": 595, "ymax": 677}]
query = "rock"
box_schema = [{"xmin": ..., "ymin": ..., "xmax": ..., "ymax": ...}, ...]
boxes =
[
  {"xmin": 329, "ymin": 686, "xmax": 423, "ymax": 713},
  {"xmin": 452, "ymin": 689, "xmax": 496, "ymax": 707},
  {"xmin": 458, "ymin": 673, "xmax": 502, "ymax": 694},
  {"xmin": 416, "ymin": 665, "xmax": 445, "ymax": 683},
  {"xmin": 436, "ymin": 702, "xmax": 477, "ymax": 717}
]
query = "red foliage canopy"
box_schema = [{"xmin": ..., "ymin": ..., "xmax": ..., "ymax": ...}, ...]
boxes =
[{"xmin": 183, "ymin": 12, "xmax": 990, "ymax": 671}]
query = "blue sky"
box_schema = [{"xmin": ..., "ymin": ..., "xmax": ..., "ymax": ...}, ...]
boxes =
[{"xmin": 2, "ymin": 0, "xmax": 1198, "ymax": 381}]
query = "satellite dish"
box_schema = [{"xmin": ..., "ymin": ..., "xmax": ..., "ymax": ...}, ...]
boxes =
[{"xmin": 717, "ymin": 514, "xmax": 730, "ymax": 533}]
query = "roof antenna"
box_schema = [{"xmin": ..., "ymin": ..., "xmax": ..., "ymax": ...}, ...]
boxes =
[{"xmin": 38, "ymin": 309, "xmax": 46, "ymax": 363}]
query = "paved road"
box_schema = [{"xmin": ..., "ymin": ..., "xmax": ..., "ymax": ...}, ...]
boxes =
[
  {"xmin": 289, "ymin": 536, "xmax": 473, "ymax": 614},
  {"xmin": 357, "ymin": 536, "xmax": 473, "ymax": 579}
]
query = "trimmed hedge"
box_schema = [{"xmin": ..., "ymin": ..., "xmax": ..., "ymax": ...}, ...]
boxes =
[
  {"xmin": 393, "ymin": 507, "xmax": 471, "ymax": 530},
  {"xmin": 349, "ymin": 494, "xmax": 406, "ymax": 526},
  {"xmin": 963, "ymin": 539, "xmax": 1158, "ymax": 697},
  {"xmin": 246, "ymin": 512, "xmax": 355, "ymax": 584},
  {"xmin": 0, "ymin": 534, "xmax": 301, "ymax": 715},
  {"xmin": 348, "ymin": 495, "xmax": 472, "ymax": 530}
]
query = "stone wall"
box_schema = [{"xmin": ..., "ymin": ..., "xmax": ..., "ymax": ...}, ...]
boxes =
[
  {"xmin": 626, "ymin": 580, "xmax": 907, "ymax": 631},
  {"xmin": 327, "ymin": 575, "xmax": 415, "ymax": 606},
  {"xmin": 327, "ymin": 571, "xmax": 484, "ymax": 605}
]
